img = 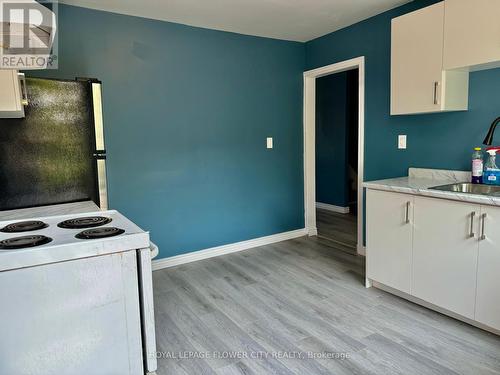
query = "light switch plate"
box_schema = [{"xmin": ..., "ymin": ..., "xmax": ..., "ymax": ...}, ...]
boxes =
[
  {"xmin": 267, "ymin": 137, "xmax": 273, "ymax": 149},
  {"xmin": 398, "ymin": 135, "xmax": 407, "ymax": 149}
]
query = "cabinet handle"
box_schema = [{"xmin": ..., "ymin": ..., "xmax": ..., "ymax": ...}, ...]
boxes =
[
  {"xmin": 18, "ymin": 73, "xmax": 28, "ymax": 106},
  {"xmin": 405, "ymin": 201, "xmax": 411, "ymax": 224},
  {"xmin": 480, "ymin": 213, "xmax": 487, "ymax": 241},
  {"xmin": 469, "ymin": 212, "xmax": 476, "ymax": 238},
  {"xmin": 433, "ymin": 81, "xmax": 440, "ymax": 105}
]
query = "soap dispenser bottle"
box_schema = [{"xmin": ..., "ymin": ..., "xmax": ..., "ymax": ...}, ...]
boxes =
[
  {"xmin": 472, "ymin": 147, "xmax": 483, "ymax": 184},
  {"xmin": 483, "ymin": 147, "xmax": 500, "ymax": 185}
]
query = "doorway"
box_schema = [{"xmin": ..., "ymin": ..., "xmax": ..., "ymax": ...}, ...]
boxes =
[
  {"xmin": 315, "ymin": 69, "xmax": 358, "ymax": 251},
  {"xmin": 303, "ymin": 57, "xmax": 365, "ymax": 255}
]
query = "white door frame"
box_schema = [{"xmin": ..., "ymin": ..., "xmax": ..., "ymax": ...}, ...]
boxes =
[{"xmin": 303, "ymin": 56, "xmax": 365, "ymax": 255}]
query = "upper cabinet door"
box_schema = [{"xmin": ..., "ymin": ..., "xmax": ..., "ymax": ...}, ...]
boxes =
[
  {"xmin": 391, "ymin": 2, "xmax": 469, "ymax": 115},
  {"xmin": 444, "ymin": 0, "xmax": 500, "ymax": 71},
  {"xmin": 391, "ymin": 3, "xmax": 444, "ymax": 115}
]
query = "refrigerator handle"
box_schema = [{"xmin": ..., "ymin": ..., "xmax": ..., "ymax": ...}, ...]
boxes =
[
  {"xmin": 91, "ymin": 81, "xmax": 108, "ymax": 210},
  {"xmin": 93, "ymin": 150, "xmax": 107, "ymax": 159}
]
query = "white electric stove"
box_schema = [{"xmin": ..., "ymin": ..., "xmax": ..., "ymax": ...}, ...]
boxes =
[{"xmin": 0, "ymin": 210, "xmax": 157, "ymax": 375}]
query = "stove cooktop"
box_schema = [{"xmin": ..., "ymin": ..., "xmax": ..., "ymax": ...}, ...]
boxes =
[
  {"xmin": 0, "ymin": 215, "xmax": 121, "ymax": 248},
  {"xmin": 0, "ymin": 210, "xmax": 151, "ymax": 272},
  {"xmin": 0, "ymin": 210, "xmax": 148, "ymax": 251}
]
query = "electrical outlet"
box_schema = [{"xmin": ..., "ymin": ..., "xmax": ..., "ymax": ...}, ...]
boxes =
[
  {"xmin": 267, "ymin": 137, "xmax": 273, "ymax": 149},
  {"xmin": 398, "ymin": 135, "xmax": 407, "ymax": 149}
]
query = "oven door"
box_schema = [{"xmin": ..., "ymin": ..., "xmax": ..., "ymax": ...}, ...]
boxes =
[{"xmin": 137, "ymin": 243, "xmax": 158, "ymax": 374}]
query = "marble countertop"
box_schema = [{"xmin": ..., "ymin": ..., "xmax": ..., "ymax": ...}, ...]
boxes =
[{"xmin": 363, "ymin": 168, "xmax": 500, "ymax": 207}]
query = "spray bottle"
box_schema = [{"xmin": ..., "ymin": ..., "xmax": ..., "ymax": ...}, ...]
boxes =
[{"xmin": 483, "ymin": 147, "xmax": 500, "ymax": 185}]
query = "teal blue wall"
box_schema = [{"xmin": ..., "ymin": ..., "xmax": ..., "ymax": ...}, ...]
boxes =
[
  {"xmin": 315, "ymin": 73, "xmax": 349, "ymax": 207},
  {"xmin": 33, "ymin": 4, "xmax": 305, "ymax": 258},
  {"xmin": 30, "ymin": 0, "xmax": 500, "ymax": 258},
  {"xmin": 306, "ymin": 0, "xmax": 500, "ymax": 182}
]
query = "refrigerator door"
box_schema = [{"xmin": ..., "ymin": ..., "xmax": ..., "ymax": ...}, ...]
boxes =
[
  {"xmin": 0, "ymin": 77, "xmax": 107, "ymax": 210},
  {"xmin": 137, "ymin": 245, "xmax": 158, "ymax": 373}
]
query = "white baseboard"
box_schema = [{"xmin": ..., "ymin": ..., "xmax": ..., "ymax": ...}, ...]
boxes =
[
  {"xmin": 152, "ymin": 228, "xmax": 307, "ymax": 271},
  {"xmin": 316, "ymin": 202, "xmax": 350, "ymax": 214}
]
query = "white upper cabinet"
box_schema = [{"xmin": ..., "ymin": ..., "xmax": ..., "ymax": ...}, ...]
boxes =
[
  {"xmin": 391, "ymin": 2, "xmax": 469, "ymax": 115},
  {"xmin": 0, "ymin": 70, "xmax": 26, "ymax": 118},
  {"xmin": 444, "ymin": 0, "xmax": 500, "ymax": 71}
]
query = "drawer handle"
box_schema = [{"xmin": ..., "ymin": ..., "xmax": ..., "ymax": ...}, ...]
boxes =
[
  {"xmin": 405, "ymin": 201, "xmax": 411, "ymax": 224},
  {"xmin": 480, "ymin": 213, "xmax": 487, "ymax": 241},
  {"xmin": 469, "ymin": 211, "xmax": 475, "ymax": 238}
]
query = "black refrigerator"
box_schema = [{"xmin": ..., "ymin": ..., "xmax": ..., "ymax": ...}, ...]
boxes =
[{"xmin": 0, "ymin": 77, "xmax": 108, "ymax": 211}]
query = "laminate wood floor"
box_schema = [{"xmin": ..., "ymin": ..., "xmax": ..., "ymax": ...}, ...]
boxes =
[
  {"xmin": 152, "ymin": 236, "xmax": 500, "ymax": 375},
  {"xmin": 316, "ymin": 208, "xmax": 357, "ymax": 251}
]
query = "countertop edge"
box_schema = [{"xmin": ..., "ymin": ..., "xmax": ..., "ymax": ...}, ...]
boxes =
[{"xmin": 364, "ymin": 180, "xmax": 500, "ymax": 207}]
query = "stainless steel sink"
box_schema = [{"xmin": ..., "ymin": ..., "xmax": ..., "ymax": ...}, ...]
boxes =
[{"xmin": 429, "ymin": 182, "xmax": 500, "ymax": 196}]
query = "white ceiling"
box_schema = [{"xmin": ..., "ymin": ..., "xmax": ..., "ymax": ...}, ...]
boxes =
[{"xmin": 60, "ymin": 0, "xmax": 413, "ymax": 42}]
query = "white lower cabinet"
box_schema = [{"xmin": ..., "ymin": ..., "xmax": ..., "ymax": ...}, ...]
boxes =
[
  {"xmin": 366, "ymin": 189, "xmax": 413, "ymax": 293},
  {"xmin": 366, "ymin": 189, "xmax": 500, "ymax": 332},
  {"xmin": 475, "ymin": 206, "xmax": 500, "ymax": 330},
  {"xmin": 412, "ymin": 196, "xmax": 479, "ymax": 319}
]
